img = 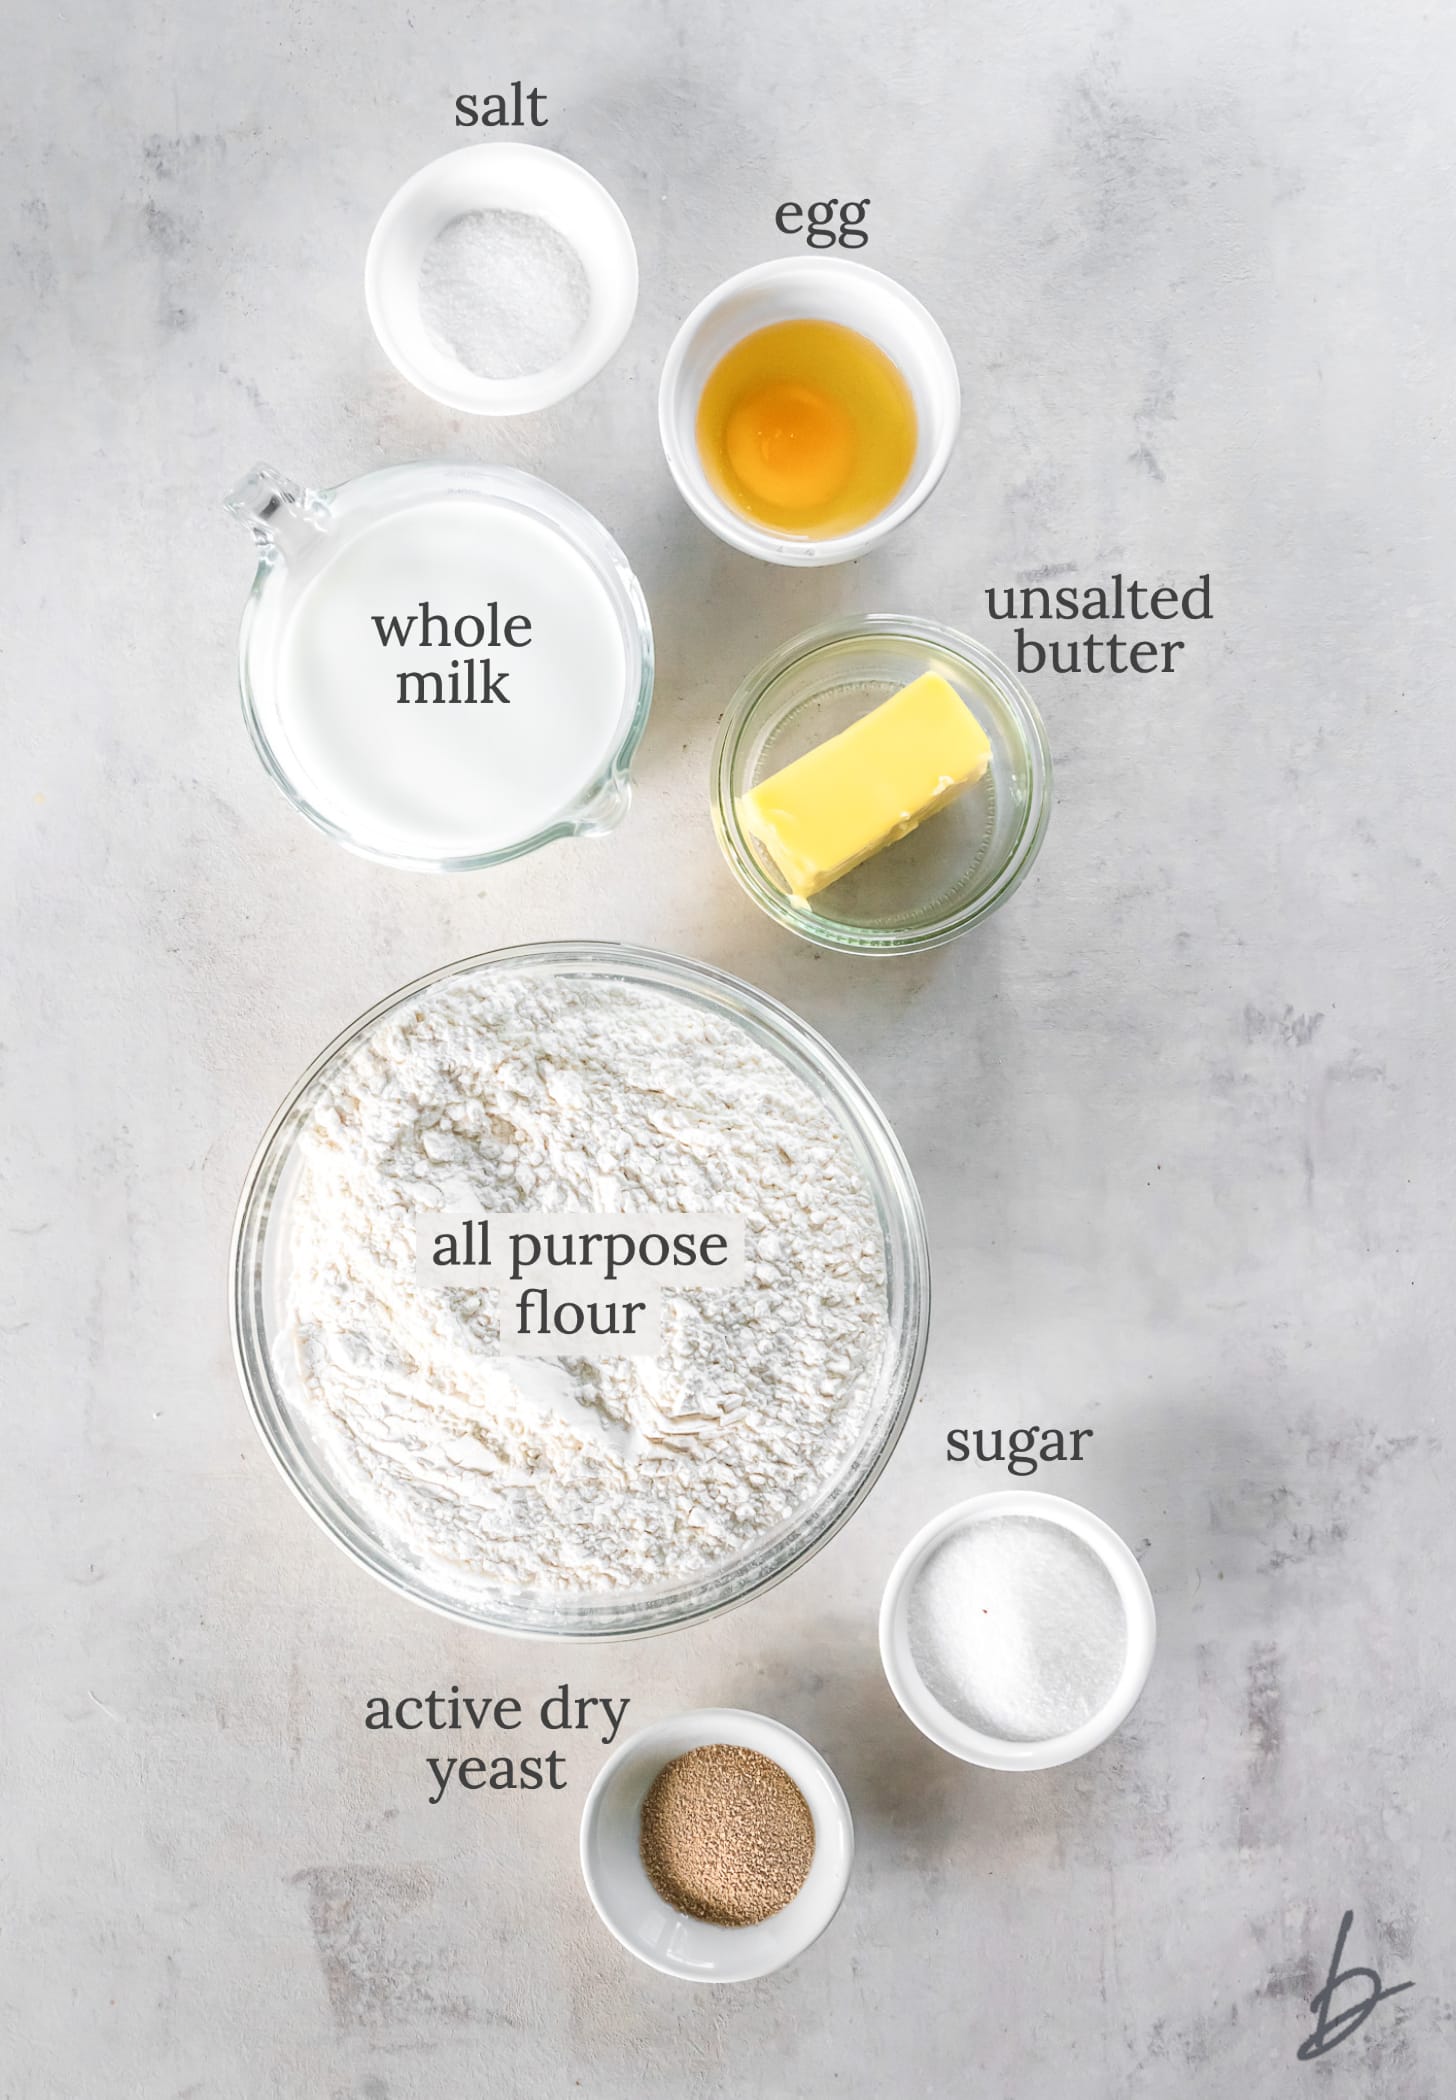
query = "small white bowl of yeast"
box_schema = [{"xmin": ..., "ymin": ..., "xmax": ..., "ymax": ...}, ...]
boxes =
[{"xmin": 579, "ymin": 1706, "xmax": 853, "ymax": 1982}]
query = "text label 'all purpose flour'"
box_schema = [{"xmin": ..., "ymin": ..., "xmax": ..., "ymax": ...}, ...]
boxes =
[{"xmin": 413, "ymin": 1212, "xmax": 747, "ymax": 1353}]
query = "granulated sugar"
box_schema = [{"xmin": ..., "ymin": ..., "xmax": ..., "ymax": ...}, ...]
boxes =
[
  {"xmin": 907, "ymin": 1517, "xmax": 1127, "ymax": 1740},
  {"xmin": 418, "ymin": 208, "xmax": 590, "ymax": 379}
]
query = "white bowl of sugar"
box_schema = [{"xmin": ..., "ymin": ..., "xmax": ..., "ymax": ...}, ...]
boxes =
[
  {"xmin": 365, "ymin": 144, "xmax": 638, "ymax": 415},
  {"xmin": 879, "ymin": 1491, "xmax": 1156, "ymax": 1771}
]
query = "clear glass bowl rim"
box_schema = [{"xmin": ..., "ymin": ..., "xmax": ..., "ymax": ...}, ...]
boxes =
[
  {"xmin": 711, "ymin": 613, "xmax": 1053, "ymax": 954},
  {"xmin": 234, "ymin": 462, "xmax": 655, "ymax": 874},
  {"xmin": 230, "ymin": 939, "xmax": 932, "ymax": 1640}
]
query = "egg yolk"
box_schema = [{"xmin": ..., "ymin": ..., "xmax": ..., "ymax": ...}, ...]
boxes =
[{"xmin": 723, "ymin": 381, "xmax": 856, "ymax": 511}]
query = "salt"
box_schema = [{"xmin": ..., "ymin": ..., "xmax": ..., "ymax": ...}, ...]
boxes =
[
  {"xmin": 906, "ymin": 1516, "xmax": 1127, "ymax": 1741},
  {"xmin": 418, "ymin": 208, "xmax": 590, "ymax": 380}
]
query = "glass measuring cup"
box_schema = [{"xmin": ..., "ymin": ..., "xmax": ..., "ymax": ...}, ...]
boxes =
[{"xmin": 224, "ymin": 461, "xmax": 654, "ymax": 871}]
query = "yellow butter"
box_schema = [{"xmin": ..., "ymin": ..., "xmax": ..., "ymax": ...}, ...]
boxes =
[{"xmin": 737, "ymin": 672, "xmax": 992, "ymax": 902}]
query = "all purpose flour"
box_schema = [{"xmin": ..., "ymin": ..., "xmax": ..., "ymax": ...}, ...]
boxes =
[{"xmin": 280, "ymin": 969, "xmax": 889, "ymax": 1596}]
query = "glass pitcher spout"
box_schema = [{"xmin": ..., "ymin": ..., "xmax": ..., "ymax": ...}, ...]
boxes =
[
  {"xmin": 224, "ymin": 464, "xmax": 329, "ymax": 563},
  {"xmin": 570, "ymin": 769, "xmax": 633, "ymax": 838}
]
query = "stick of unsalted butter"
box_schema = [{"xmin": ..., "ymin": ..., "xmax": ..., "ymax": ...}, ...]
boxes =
[{"xmin": 737, "ymin": 672, "xmax": 992, "ymax": 903}]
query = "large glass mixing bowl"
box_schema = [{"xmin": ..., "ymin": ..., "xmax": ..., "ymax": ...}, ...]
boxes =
[{"xmin": 230, "ymin": 942, "xmax": 931, "ymax": 1639}]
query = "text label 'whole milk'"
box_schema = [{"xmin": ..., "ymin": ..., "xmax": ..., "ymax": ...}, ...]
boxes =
[{"xmin": 371, "ymin": 599, "xmax": 533, "ymax": 707}]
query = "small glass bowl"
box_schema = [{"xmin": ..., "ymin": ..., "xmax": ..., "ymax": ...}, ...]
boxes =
[
  {"xmin": 230, "ymin": 942, "xmax": 931, "ymax": 1640},
  {"xmin": 712, "ymin": 616, "xmax": 1052, "ymax": 955}
]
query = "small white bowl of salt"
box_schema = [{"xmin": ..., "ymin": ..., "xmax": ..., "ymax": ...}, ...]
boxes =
[
  {"xmin": 365, "ymin": 143, "xmax": 638, "ymax": 415},
  {"xmin": 879, "ymin": 1491, "xmax": 1155, "ymax": 1771}
]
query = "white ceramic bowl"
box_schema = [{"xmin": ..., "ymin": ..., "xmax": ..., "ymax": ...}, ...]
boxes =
[
  {"xmin": 658, "ymin": 257, "xmax": 960, "ymax": 566},
  {"xmin": 580, "ymin": 1708, "xmax": 854, "ymax": 1982},
  {"xmin": 365, "ymin": 144, "xmax": 638, "ymax": 414},
  {"xmin": 878, "ymin": 1491, "xmax": 1156, "ymax": 1771}
]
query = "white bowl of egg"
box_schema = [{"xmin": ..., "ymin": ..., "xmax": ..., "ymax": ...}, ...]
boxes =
[
  {"xmin": 658, "ymin": 257, "xmax": 961, "ymax": 565},
  {"xmin": 879, "ymin": 1491, "xmax": 1157, "ymax": 1772}
]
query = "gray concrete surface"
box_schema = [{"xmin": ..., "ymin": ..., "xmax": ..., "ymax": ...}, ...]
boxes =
[{"xmin": 5, "ymin": 1, "xmax": 1453, "ymax": 2093}]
